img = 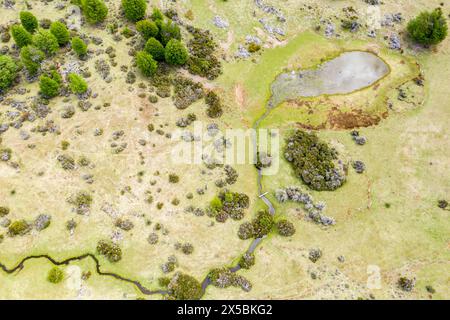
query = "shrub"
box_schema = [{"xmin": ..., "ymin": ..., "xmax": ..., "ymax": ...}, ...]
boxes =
[
  {"xmin": 97, "ymin": 239, "xmax": 122, "ymax": 262},
  {"xmin": 0, "ymin": 55, "xmax": 18, "ymax": 92},
  {"xmin": 121, "ymin": 0, "xmax": 147, "ymax": 22},
  {"xmin": 136, "ymin": 20, "xmax": 158, "ymax": 40},
  {"xmin": 210, "ymin": 196, "xmax": 223, "ymax": 213},
  {"xmin": 150, "ymin": 8, "xmax": 164, "ymax": 21},
  {"xmin": 168, "ymin": 173, "xmax": 179, "ymax": 183},
  {"xmin": 168, "ymin": 273, "xmax": 202, "ymax": 300},
  {"xmin": 164, "ymin": 39, "xmax": 188, "ymax": 65},
  {"xmin": 19, "ymin": 11, "xmax": 38, "ymax": 33},
  {"xmin": 238, "ymin": 253, "xmax": 255, "ymax": 269},
  {"xmin": 8, "ymin": 220, "xmax": 31, "ymax": 236},
  {"xmin": 144, "ymin": 37, "xmax": 165, "ymax": 61},
  {"xmin": 50, "ymin": 21, "xmax": 70, "ymax": 46},
  {"xmin": 284, "ymin": 130, "xmax": 346, "ymax": 191},
  {"xmin": 407, "ymin": 8, "xmax": 448, "ymax": 46},
  {"xmin": 20, "ymin": 45, "xmax": 45, "ymax": 76},
  {"xmin": 205, "ymin": 91, "xmax": 223, "ymax": 118},
  {"xmin": 71, "ymin": 37, "xmax": 87, "ymax": 57},
  {"xmin": 159, "ymin": 20, "xmax": 181, "ymax": 46},
  {"xmin": 0, "ymin": 207, "xmax": 10, "ymax": 217},
  {"xmin": 276, "ymin": 219, "xmax": 296, "ymax": 237},
  {"xmin": 39, "ymin": 75, "xmax": 60, "ymax": 98},
  {"xmin": 68, "ymin": 73, "xmax": 88, "ymax": 94},
  {"xmin": 252, "ymin": 210, "xmax": 274, "ymax": 238},
  {"xmin": 47, "ymin": 267, "xmax": 64, "ymax": 284},
  {"xmin": 11, "ymin": 25, "xmax": 32, "ymax": 48},
  {"xmin": 33, "ymin": 29, "xmax": 59, "ymax": 56},
  {"xmin": 136, "ymin": 51, "xmax": 158, "ymax": 77},
  {"xmin": 81, "ymin": 0, "xmax": 108, "ymax": 24}
]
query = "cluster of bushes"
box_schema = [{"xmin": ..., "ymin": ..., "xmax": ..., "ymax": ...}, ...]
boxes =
[
  {"xmin": 186, "ymin": 26, "xmax": 222, "ymax": 80},
  {"xmin": 97, "ymin": 239, "xmax": 122, "ymax": 262},
  {"xmin": 205, "ymin": 91, "xmax": 224, "ymax": 118},
  {"xmin": 172, "ymin": 76, "xmax": 204, "ymax": 109},
  {"xmin": 135, "ymin": 8, "xmax": 188, "ymax": 77},
  {"xmin": 208, "ymin": 190, "xmax": 250, "ymax": 222},
  {"xmin": 68, "ymin": 191, "xmax": 93, "ymax": 215},
  {"xmin": 208, "ymin": 268, "xmax": 252, "ymax": 292},
  {"xmin": 238, "ymin": 211, "xmax": 295, "ymax": 240},
  {"xmin": 167, "ymin": 272, "xmax": 202, "ymax": 300},
  {"xmin": 284, "ymin": 130, "xmax": 346, "ymax": 191}
]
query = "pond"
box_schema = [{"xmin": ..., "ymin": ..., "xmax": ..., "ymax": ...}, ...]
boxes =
[{"xmin": 268, "ymin": 51, "xmax": 390, "ymax": 107}]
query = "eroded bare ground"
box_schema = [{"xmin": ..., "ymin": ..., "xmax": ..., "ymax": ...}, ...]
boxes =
[{"xmin": 0, "ymin": 0, "xmax": 449, "ymax": 300}]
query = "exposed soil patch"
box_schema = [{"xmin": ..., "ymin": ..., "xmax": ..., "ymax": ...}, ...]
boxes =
[
  {"xmin": 235, "ymin": 83, "xmax": 246, "ymax": 108},
  {"xmin": 328, "ymin": 108, "xmax": 381, "ymax": 129}
]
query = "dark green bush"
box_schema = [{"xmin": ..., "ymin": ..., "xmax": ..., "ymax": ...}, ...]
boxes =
[
  {"xmin": 252, "ymin": 210, "xmax": 274, "ymax": 238},
  {"xmin": 20, "ymin": 45, "xmax": 45, "ymax": 76},
  {"xmin": 47, "ymin": 267, "xmax": 64, "ymax": 283},
  {"xmin": 407, "ymin": 8, "xmax": 448, "ymax": 46},
  {"xmin": 0, "ymin": 55, "xmax": 18, "ymax": 92},
  {"xmin": 136, "ymin": 51, "xmax": 158, "ymax": 77},
  {"xmin": 238, "ymin": 253, "xmax": 255, "ymax": 269},
  {"xmin": 0, "ymin": 206, "xmax": 10, "ymax": 217},
  {"xmin": 150, "ymin": 8, "xmax": 164, "ymax": 21},
  {"xmin": 71, "ymin": 37, "xmax": 87, "ymax": 57},
  {"xmin": 136, "ymin": 20, "xmax": 158, "ymax": 40},
  {"xmin": 33, "ymin": 29, "xmax": 59, "ymax": 56},
  {"xmin": 81, "ymin": 0, "xmax": 108, "ymax": 24},
  {"xmin": 19, "ymin": 11, "xmax": 38, "ymax": 33},
  {"xmin": 68, "ymin": 73, "xmax": 88, "ymax": 94},
  {"xmin": 39, "ymin": 74, "xmax": 60, "ymax": 98},
  {"xmin": 205, "ymin": 91, "xmax": 223, "ymax": 118},
  {"xmin": 144, "ymin": 37, "xmax": 165, "ymax": 61},
  {"xmin": 168, "ymin": 273, "xmax": 202, "ymax": 300},
  {"xmin": 168, "ymin": 173, "xmax": 180, "ymax": 183},
  {"xmin": 50, "ymin": 21, "xmax": 70, "ymax": 46},
  {"xmin": 164, "ymin": 38, "xmax": 188, "ymax": 65},
  {"xmin": 121, "ymin": 0, "xmax": 147, "ymax": 22},
  {"xmin": 11, "ymin": 25, "xmax": 32, "ymax": 48}
]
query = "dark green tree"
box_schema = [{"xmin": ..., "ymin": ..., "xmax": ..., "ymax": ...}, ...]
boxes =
[
  {"xmin": 164, "ymin": 39, "xmax": 188, "ymax": 65},
  {"xmin": 19, "ymin": 11, "xmax": 38, "ymax": 33},
  {"xmin": 81, "ymin": 0, "xmax": 108, "ymax": 24},
  {"xmin": 50, "ymin": 21, "xmax": 70, "ymax": 46},
  {"xmin": 20, "ymin": 45, "xmax": 45, "ymax": 76},
  {"xmin": 39, "ymin": 74, "xmax": 60, "ymax": 98},
  {"xmin": 121, "ymin": 0, "xmax": 147, "ymax": 22},
  {"xmin": 68, "ymin": 73, "xmax": 88, "ymax": 94},
  {"xmin": 0, "ymin": 55, "xmax": 18, "ymax": 92},
  {"xmin": 136, "ymin": 20, "xmax": 158, "ymax": 40},
  {"xmin": 168, "ymin": 273, "xmax": 202, "ymax": 300},
  {"xmin": 136, "ymin": 51, "xmax": 158, "ymax": 77},
  {"xmin": 159, "ymin": 19, "xmax": 181, "ymax": 46},
  {"xmin": 407, "ymin": 8, "xmax": 448, "ymax": 46},
  {"xmin": 33, "ymin": 29, "xmax": 59, "ymax": 56},
  {"xmin": 144, "ymin": 37, "xmax": 165, "ymax": 61},
  {"xmin": 11, "ymin": 25, "xmax": 32, "ymax": 48},
  {"xmin": 71, "ymin": 37, "xmax": 88, "ymax": 57},
  {"xmin": 150, "ymin": 7, "xmax": 164, "ymax": 21}
]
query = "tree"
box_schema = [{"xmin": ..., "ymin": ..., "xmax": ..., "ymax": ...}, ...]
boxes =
[
  {"xmin": 81, "ymin": 0, "xmax": 108, "ymax": 24},
  {"xmin": 159, "ymin": 19, "xmax": 181, "ymax": 46},
  {"xmin": 168, "ymin": 273, "xmax": 202, "ymax": 300},
  {"xmin": 50, "ymin": 21, "xmax": 70, "ymax": 46},
  {"xmin": 0, "ymin": 55, "xmax": 18, "ymax": 92},
  {"xmin": 19, "ymin": 11, "xmax": 38, "ymax": 33},
  {"xmin": 33, "ymin": 29, "xmax": 59, "ymax": 56},
  {"xmin": 164, "ymin": 39, "xmax": 188, "ymax": 65},
  {"xmin": 150, "ymin": 8, "xmax": 164, "ymax": 22},
  {"xmin": 144, "ymin": 37, "xmax": 165, "ymax": 61},
  {"xmin": 121, "ymin": 0, "xmax": 147, "ymax": 22},
  {"xmin": 68, "ymin": 73, "xmax": 88, "ymax": 94},
  {"xmin": 407, "ymin": 8, "xmax": 448, "ymax": 46},
  {"xmin": 136, "ymin": 51, "xmax": 158, "ymax": 77},
  {"xmin": 11, "ymin": 25, "xmax": 32, "ymax": 48},
  {"xmin": 136, "ymin": 20, "xmax": 158, "ymax": 40},
  {"xmin": 39, "ymin": 74, "xmax": 60, "ymax": 98},
  {"xmin": 71, "ymin": 37, "xmax": 87, "ymax": 57},
  {"xmin": 20, "ymin": 45, "xmax": 45, "ymax": 76}
]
